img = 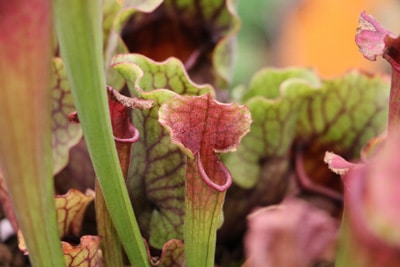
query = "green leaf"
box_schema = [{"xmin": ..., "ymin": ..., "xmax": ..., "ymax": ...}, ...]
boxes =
[
  {"xmin": 241, "ymin": 67, "xmax": 321, "ymax": 101},
  {"xmin": 296, "ymin": 70, "xmax": 389, "ymax": 190},
  {"xmin": 55, "ymin": 189, "xmax": 94, "ymax": 238},
  {"xmin": 226, "ymin": 68, "xmax": 319, "ymax": 189},
  {"xmin": 112, "ymin": 54, "xmax": 213, "ymax": 249},
  {"xmin": 52, "ymin": 58, "xmax": 82, "ymax": 174},
  {"xmin": 219, "ymin": 69, "xmax": 389, "ymax": 262},
  {"xmin": 153, "ymin": 239, "xmax": 185, "ymax": 267},
  {"xmin": 62, "ymin": 236, "xmax": 102, "ymax": 267},
  {"xmin": 219, "ymin": 69, "xmax": 318, "ymax": 255},
  {"xmin": 111, "ymin": 0, "xmax": 240, "ymax": 89},
  {"xmin": 53, "ymin": 2, "xmax": 150, "ymax": 266}
]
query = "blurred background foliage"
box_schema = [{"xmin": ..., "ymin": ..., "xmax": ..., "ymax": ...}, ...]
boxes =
[{"xmin": 233, "ymin": 0, "xmax": 400, "ymax": 86}]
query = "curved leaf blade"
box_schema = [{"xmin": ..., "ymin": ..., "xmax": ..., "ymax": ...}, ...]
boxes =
[
  {"xmin": 53, "ymin": 2, "xmax": 150, "ymax": 266},
  {"xmin": 112, "ymin": 54, "xmax": 213, "ymax": 248},
  {"xmin": 0, "ymin": 1, "xmax": 65, "ymax": 265}
]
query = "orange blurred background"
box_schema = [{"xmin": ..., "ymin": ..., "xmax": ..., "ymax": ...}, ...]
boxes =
[{"xmin": 233, "ymin": 0, "xmax": 400, "ymax": 84}]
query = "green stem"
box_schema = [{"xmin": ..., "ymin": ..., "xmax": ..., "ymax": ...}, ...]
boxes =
[
  {"xmin": 95, "ymin": 140, "xmax": 134, "ymax": 267},
  {"xmin": 53, "ymin": 1, "xmax": 149, "ymax": 266},
  {"xmin": 95, "ymin": 181, "xmax": 124, "ymax": 267},
  {"xmin": 184, "ymin": 158, "xmax": 224, "ymax": 267}
]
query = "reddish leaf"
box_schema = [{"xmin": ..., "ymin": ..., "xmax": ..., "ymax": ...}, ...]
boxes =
[
  {"xmin": 151, "ymin": 239, "xmax": 185, "ymax": 267},
  {"xmin": 112, "ymin": 54, "xmax": 214, "ymax": 248},
  {"xmin": 355, "ymin": 12, "xmax": 396, "ymax": 61},
  {"xmin": 243, "ymin": 199, "xmax": 338, "ymax": 267},
  {"xmin": 107, "ymin": 86, "xmax": 149, "ymax": 143},
  {"xmin": 159, "ymin": 93, "xmax": 252, "ymax": 191},
  {"xmin": 356, "ymin": 12, "xmax": 400, "ymax": 133},
  {"xmin": 107, "ymin": 86, "xmax": 142, "ymax": 178},
  {"xmin": 55, "ymin": 189, "xmax": 95, "ymax": 238},
  {"xmin": 324, "ymin": 151, "xmax": 356, "ymax": 176},
  {"xmin": 69, "ymin": 86, "xmax": 150, "ymax": 178},
  {"xmin": 340, "ymin": 129, "xmax": 400, "ymax": 266},
  {"xmin": 364, "ymin": 134, "xmax": 400, "ymax": 242},
  {"xmin": 68, "ymin": 86, "xmax": 148, "ymax": 144},
  {"xmin": 324, "ymin": 136, "xmax": 385, "ymax": 176},
  {"xmin": 159, "ymin": 93, "xmax": 251, "ymax": 265},
  {"xmin": 62, "ymin": 235, "xmax": 101, "ymax": 267}
]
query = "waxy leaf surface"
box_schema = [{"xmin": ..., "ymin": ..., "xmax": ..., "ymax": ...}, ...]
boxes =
[
  {"xmin": 52, "ymin": 58, "xmax": 82, "ymax": 174},
  {"xmin": 56, "ymin": 189, "xmax": 95, "ymax": 238},
  {"xmin": 159, "ymin": 93, "xmax": 252, "ymax": 191},
  {"xmin": 62, "ymin": 235, "xmax": 101, "ymax": 267},
  {"xmin": 159, "ymin": 93, "xmax": 251, "ymax": 266},
  {"xmin": 112, "ymin": 54, "xmax": 213, "ymax": 248}
]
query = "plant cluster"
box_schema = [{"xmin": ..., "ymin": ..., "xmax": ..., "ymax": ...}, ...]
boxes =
[{"xmin": 0, "ymin": 1, "xmax": 398, "ymax": 267}]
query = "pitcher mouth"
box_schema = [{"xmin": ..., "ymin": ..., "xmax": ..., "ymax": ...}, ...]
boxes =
[{"xmin": 197, "ymin": 152, "xmax": 232, "ymax": 192}]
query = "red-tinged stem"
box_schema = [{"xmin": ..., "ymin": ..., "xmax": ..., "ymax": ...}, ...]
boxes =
[
  {"xmin": 95, "ymin": 181, "xmax": 124, "ymax": 267},
  {"xmin": 382, "ymin": 36, "xmax": 400, "ymax": 134},
  {"xmin": 96, "ymin": 95, "xmax": 139, "ymax": 267},
  {"xmin": 387, "ymin": 67, "xmax": 400, "ymax": 133},
  {"xmin": 95, "ymin": 106, "xmax": 138, "ymax": 267},
  {"xmin": 0, "ymin": 1, "xmax": 65, "ymax": 266}
]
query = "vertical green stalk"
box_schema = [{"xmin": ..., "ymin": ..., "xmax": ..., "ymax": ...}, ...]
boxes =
[
  {"xmin": 0, "ymin": 0, "xmax": 65, "ymax": 266},
  {"xmin": 96, "ymin": 123, "xmax": 136, "ymax": 267},
  {"xmin": 184, "ymin": 158, "xmax": 225, "ymax": 267},
  {"xmin": 95, "ymin": 181, "xmax": 124, "ymax": 267},
  {"xmin": 53, "ymin": 1, "xmax": 149, "ymax": 266}
]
